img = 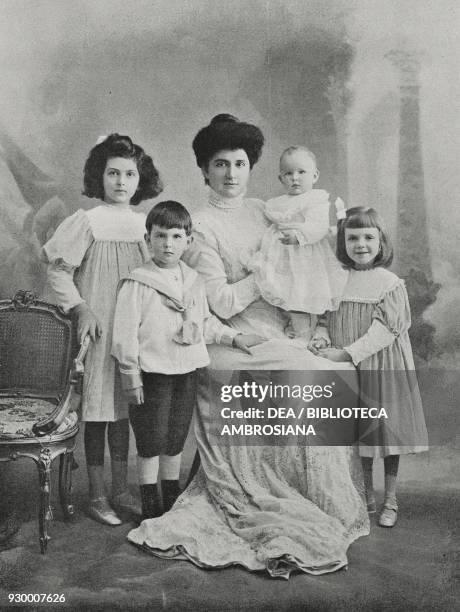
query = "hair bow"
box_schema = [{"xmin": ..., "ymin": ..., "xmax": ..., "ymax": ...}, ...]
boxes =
[
  {"xmin": 95, "ymin": 135, "xmax": 108, "ymax": 146},
  {"xmin": 335, "ymin": 197, "xmax": 347, "ymax": 220}
]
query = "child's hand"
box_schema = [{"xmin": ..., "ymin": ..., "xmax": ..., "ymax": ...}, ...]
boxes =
[
  {"xmin": 317, "ymin": 348, "xmax": 352, "ymax": 362},
  {"xmin": 233, "ymin": 333, "xmax": 267, "ymax": 355},
  {"xmin": 308, "ymin": 337, "xmax": 330, "ymax": 354},
  {"xmin": 73, "ymin": 302, "xmax": 103, "ymax": 342},
  {"xmin": 124, "ymin": 386, "xmax": 144, "ymax": 405},
  {"xmin": 308, "ymin": 327, "xmax": 331, "ymax": 353},
  {"xmin": 278, "ymin": 230, "xmax": 299, "ymax": 245}
]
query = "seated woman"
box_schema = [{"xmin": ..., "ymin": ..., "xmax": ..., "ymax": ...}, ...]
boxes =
[{"xmin": 127, "ymin": 114, "xmax": 369, "ymax": 579}]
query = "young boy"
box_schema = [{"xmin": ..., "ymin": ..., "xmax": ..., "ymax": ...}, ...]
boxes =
[{"xmin": 111, "ymin": 200, "xmax": 263, "ymax": 520}]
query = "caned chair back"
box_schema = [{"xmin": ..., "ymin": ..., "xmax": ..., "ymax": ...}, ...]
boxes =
[{"xmin": 0, "ymin": 291, "xmax": 73, "ymax": 398}]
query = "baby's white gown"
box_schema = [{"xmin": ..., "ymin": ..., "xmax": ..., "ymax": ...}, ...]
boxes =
[{"xmin": 252, "ymin": 189, "xmax": 346, "ymax": 314}]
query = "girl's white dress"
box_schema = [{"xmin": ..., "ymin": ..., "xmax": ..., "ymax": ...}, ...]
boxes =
[
  {"xmin": 251, "ymin": 189, "xmax": 346, "ymax": 313},
  {"xmin": 127, "ymin": 189, "xmax": 369, "ymax": 579},
  {"xmin": 43, "ymin": 204, "xmax": 149, "ymax": 422}
]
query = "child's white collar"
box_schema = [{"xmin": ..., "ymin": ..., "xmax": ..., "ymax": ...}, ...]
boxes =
[{"xmin": 341, "ymin": 268, "xmax": 402, "ymax": 303}]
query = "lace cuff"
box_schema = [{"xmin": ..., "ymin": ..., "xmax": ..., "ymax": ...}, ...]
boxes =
[{"xmin": 204, "ymin": 314, "xmax": 238, "ymax": 346}]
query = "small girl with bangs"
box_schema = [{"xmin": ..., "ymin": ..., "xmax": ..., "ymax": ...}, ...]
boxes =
[
  {"xmin": 313, "ymin": 206, "xmax": 428, "ymax": 528},
  {"xmin": 43, "ymin": 134, "xmax": 163, "ymax": 526}
]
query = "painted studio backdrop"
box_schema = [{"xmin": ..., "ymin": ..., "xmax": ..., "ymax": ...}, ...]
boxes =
[
  {"xmin": 0, "ymin": 1, "xmax": 458, "ymax": 607},
  {"xmin": 0, "ymin": 0, "xmax": 458, "ymax": 415}
]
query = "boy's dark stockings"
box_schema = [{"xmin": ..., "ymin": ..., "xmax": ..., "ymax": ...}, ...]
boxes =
[
  {"xmin": 140, "ymin": 484, "xmax": 162, "ymax": 520},
  {"xmin": 161, "ymin": 479, "xmax": 181, "ymax": 512}
]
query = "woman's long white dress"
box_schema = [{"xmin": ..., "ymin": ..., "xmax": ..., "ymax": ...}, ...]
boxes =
[{"xmin": 127, "ymin": 189, "xmax": 369, "ymax": 578}]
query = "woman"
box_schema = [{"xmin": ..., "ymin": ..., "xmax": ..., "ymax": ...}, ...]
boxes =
[{"xmin": 128, "ymin": 114, "xmax": 369, "ymax": 578}]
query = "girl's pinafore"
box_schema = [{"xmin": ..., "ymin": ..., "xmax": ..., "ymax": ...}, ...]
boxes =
[
  {"xmin": 328, "ymin": 267, "xmax": 429, "ymax": 457},
  {"xmin": 43, "ymin": 204, "xmax": 149, "ymax": 421}
]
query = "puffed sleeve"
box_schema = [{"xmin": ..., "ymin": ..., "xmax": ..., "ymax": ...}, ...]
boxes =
[
  {"xmin": 185, "ymin": 226, "xmax": 260, "ymax": 320},
  {"xmin": 42, "ymin": 210, "xmax": 94, "ymax": 312},
  {"xmin": 43, "ymin": 209, "xmax": 93, "ymax": 267},
  {"xmin": 111, "ymin": 280, "xmax": 143, "ymax": 390},
  {"xmin": 372, "ymin": 281, "xmax": 411, "ymax": 334},
  {"xmin": 344, "ymin": 281, "xmax": 410, "ymax": 365}
]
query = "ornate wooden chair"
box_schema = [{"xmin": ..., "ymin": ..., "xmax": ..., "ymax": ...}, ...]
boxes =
[{"xmin": 0, "ymin": 290, "xmax": 89, "ymax": 553}]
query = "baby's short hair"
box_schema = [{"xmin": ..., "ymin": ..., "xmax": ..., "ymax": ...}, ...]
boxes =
[
  {"xmin": 280, "ymin": 146, "xmax": 317, "ymax": 168},
  {"xmin": 145, "ymin": 201, "xmax": 192, "ymax": 236}
]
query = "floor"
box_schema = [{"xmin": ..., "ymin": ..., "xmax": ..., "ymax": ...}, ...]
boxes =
[{"xmin": 0, "ymin": 368, "xmax": 458, "ymax": 612}]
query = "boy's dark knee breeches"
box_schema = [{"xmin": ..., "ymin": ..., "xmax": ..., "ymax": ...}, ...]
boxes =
[{"xmin": 129, "ymin": 370, "xmax": 197, "ymax": 457}]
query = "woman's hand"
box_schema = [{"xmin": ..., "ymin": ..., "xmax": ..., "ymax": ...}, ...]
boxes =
[
  {"xmin": 317, "ymin": 348, "xmax": 352, "ymax": 362},
  {"xmin": 124, "ymin": 386, "xmax": 144, "ymax": 406},
  {"xmin": 239, "ymin": 248, "xmax": 261, "ymax": 273},
  {"xmin": 72, "ymin": 302, "xmax": 103, "ymax": 342},
  {"xmin": 233, "ymin": 333, "xmax": 267, "ymax": 355}
]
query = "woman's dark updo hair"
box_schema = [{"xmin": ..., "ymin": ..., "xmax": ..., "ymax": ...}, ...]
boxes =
[
  {"xmin": 192, "ymin": 114, "xmax": 264, "ymax": 169},
  {"xmin": 83, "ymin": 133, "xmax": 163, "ymax": 205}
]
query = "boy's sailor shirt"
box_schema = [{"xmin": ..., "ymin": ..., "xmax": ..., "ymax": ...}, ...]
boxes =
[{"xmin": 111, "ymin": 260, "xmax": 237, "ymax": 389}]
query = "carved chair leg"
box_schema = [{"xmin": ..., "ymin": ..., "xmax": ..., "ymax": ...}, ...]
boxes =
[
  {"xmin": 59, "ymin": 452, "xmax": 75, "ymax": 520},
  {"xmin": 37, "ymin": 448, "xmax": 53, "ymax": 554}
]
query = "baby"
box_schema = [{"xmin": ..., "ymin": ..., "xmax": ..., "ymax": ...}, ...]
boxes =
[{"xmin": 250, "ymin": 146, "xmax": 347, "ymax": 341}]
